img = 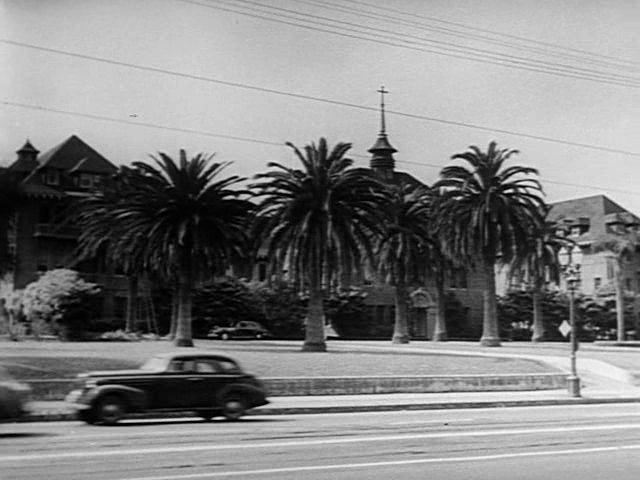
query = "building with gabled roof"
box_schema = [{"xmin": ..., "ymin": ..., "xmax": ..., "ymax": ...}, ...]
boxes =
[
  {"xmin": 499, "ymin": 194, "xmax": 640, "ymax": 336},
  {"xmin": 548, "ymin": 194, "xmax": 640, "ymax": 297},
  {"xmin": 4, "ymin": 135, "xmax": 133, "ymax": 329}
]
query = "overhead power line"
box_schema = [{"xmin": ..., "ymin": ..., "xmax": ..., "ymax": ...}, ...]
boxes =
[
  {"xmin": 221, "ymin": 0, "xmax": 639, "ymax": 84},
  {"xmin": 177, "ymin": 0, "xmax": 640, "ymax": 88},
  {"xmin": 339, "ymin": 0, "xmax": 640, "ymax": 69},
  {"xmin": 2, "ymin": 39, "xmax": 638, "ymax": 158},
  {"xmin": 3, "ymin": 99, "xmax": 640, "ymax": 199},
  {"xmin": 306, "ymin": 0, "xmax": 639, "ymax": 72}
]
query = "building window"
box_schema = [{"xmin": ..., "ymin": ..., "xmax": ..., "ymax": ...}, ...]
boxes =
[
  {"xmin": 258, "ymin": 263, "xmax": 267, "ymax": 282},
  {"xmin": 606, "ymin": 258, "xmax": 615, "ymax": 280},
  {"xmin": 79, "ymin": 174, "xmax": 93, "ymax": 188},
  {"xmin": 570, "ymin": 226, "xmax": 581, "ymax": 236},
  {"xmin": 625, "ymin": 278, "xmax": 632, "ymax": 291},
  {"xmin": 594, "ymin": 277, "xmax": 601, "ymax": 291},
  {"xmin": 39, "ymin": 206, "xmax": 51, "ymax": 223},
  {"xmin": 44, "ymin": 170, "xmax": 60, "ymax": 185}
]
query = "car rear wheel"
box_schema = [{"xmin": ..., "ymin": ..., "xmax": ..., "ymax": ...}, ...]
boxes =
[
  {"xmin": 222, "ymin": 396, "xmax": 246, "ymax": 421},
  {"xmin": 255, "ymin": 333, "xmax": 263, "ymax": 339},
  {"xmin": 96, "ymin": 395, "xmax": 126, "ymax": 426},
  {"xmin": 221, "ymin": 332, "xmax": 230, "ymax": 341}
]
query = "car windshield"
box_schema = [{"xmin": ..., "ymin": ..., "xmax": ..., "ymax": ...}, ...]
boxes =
[{"xmin": 139, "ymin": 356, "xmax": 168, "ymax": 372}]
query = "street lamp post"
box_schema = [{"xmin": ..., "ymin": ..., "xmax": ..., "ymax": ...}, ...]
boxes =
[{"xmin": 559, "ymin": 246, "xmax": 583, "ymax": 398}]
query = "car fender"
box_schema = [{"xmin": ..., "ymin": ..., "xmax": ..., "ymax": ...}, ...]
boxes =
[{"xmin": 87, "ymin": 385, "xmax": 148, "ymax": 411}]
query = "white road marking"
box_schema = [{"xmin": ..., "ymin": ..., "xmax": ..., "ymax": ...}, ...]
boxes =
[
  {"xmin": 387, "ymin": 418, "xmax": 476, "ymax": 425},
  {"xmin": 2, "ymin": 422, "xmax": 640, "ymax": 463},
  {"xmin": 123, "ymin": 444, "xmax": 640, "ymax": 479}
]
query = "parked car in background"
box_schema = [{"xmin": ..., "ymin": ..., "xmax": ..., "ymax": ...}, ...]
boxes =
[
  {"xmin": 65, "ymin": 351, "xmax": 269, "ymax": 425},
  {"xmin": 0, "ymin": 366, "xmax": 31, "ymax": 422},
  {"xmin": 207, "ymin": 321, "xmax": 272, "ymax": 340}
]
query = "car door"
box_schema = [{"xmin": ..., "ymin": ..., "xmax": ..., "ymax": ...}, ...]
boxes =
[
  {"xmin": 235, "ymin": 321, "xmax": 255, "ymax": 338},
  {"xmin": 155, "ymin": 358, "xmax": 205, "ymax": 409},
  {"xmin": 190, "ymin": 358, "xmax": 226, "ymax": 407}
]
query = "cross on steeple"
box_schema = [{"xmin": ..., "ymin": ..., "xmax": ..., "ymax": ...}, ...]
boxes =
[
  {"xmin": 368, "ymin": 85, "xmax": 397, "ymax": 174},
  {"xmin": 377, "ymin": 85, "xmax": 388, "ymax": 134}
]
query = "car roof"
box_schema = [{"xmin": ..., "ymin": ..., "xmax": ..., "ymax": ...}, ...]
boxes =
[{"xmin": 152, "ymin": 351, "xmax": 238, "ymax": 362}]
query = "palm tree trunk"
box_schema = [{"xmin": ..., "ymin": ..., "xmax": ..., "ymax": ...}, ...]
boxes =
[
  {"xmin": 302, "ymin": 255, "xmax": 327, "ymax": 352},
  {"xmin": 615, "ymin": 263, "xmax": 625, "ymax": 342},
  {"xmin": 168, "ymin": 290, "xmax": 178, "ymax": 340},
  {"xmin": 531, "ymin": 287, "xmax": 544, "ymax": 342},
  {"xmin": 392, "ymin": 263, "xmax": 410, "ymax": 344},
  {"xmin": 125, "ymin": 275, "xmax": 138, "ymax": 333},
  {"xmin": 174, "ymin": 252, "xmax": 194, "ymax": 347},
  {"xmin": 432, "ymin": 271, "xmax": 447, "ymax": 341},
  {"xmin": 481, "ymin": 257, "xmax": 501, "ymax": 346}
]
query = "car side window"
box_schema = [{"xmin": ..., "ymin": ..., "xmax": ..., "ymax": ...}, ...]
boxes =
[
  {"xmin": 217, "ymin": 359, "xmax": 240, "ymax": 373},
  {"xmin": 195, "ymin": 360, "xmax": 217, "ymax": 373},
  {"xmin": 168, "ymin": 360, "xmax": 184, "ymax": 372},
  {"xmin": 168, "ymin": 359, "xmax": 196, "ymax": 372}
]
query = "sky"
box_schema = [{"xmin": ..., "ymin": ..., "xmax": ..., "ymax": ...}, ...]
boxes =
[{"xmin": 1, "ymin": 0, "xmax": 639, "ymax": 210}]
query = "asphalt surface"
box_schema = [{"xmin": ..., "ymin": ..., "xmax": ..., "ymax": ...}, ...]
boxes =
[{"xmin": 3, "ymin": 403, "xmax": 640, "ymax": 479}]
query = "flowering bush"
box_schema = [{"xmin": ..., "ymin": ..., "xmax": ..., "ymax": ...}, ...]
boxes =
[{"xmin": 21, "ymin": 269, "xmax": 100, "ymax": 339}]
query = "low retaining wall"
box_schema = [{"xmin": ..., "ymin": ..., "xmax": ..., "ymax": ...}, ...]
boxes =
[
  {"xmin": 264, "ymin": 374, "xmax": 568, "ymax": 396},
  {"xmin": 26, "ymin": 373, "xmax": 568, "ymax": 400}
]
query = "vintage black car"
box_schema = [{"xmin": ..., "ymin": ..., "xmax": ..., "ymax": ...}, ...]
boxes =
[
  {"xmin": 65, "ymin": 351, "xmax": 269, "ymax": 425},
  {"xmin": 207, "ymin": 321, "xmax": 272, "ymax": 340}
]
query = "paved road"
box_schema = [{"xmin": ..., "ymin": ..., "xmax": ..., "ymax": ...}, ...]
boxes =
[{"xmin": 2, "ymin": 403, "xmax": 640, "ymax": 479}]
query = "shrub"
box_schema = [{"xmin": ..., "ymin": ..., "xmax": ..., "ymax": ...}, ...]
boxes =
[
  {"xmin": 498, "ymin": 289, "xmax": 603, "ymax": 342},
  {"xmin": 325, "ymin": 287, "xmax": 369, "ymax": 338},
  {"xmin": 192, "ymin": 278, "xmax": 263, "ymax": 337},
  {"xmin": 250, "ymin": 281, "xmax": 306, "ymax": 339},
  {"xmin": 20, "ymin": 269, "xmax": 101, "ymax": 340}
]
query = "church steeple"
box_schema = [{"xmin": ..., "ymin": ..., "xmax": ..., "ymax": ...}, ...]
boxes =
[{"xmin": 368, "ymin": 86, "xmax": 397, "ymax": 174}]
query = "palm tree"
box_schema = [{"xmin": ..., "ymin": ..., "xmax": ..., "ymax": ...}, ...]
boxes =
[
  {"xmin": 434, "ymin": 141, "xmax": 545, "ymax": 346},
  {"xmin": 510, "ymin": 214, "xmax": 568, "ymax": 342},
  {"xmin": 376, "ymin": 183, "xmax": 433, "ymax": 343},
  {"xmin": 75, "ymin": 168, "xmax": 142, "ymax": 333},
  {"xmin": 592, "ymin": 231, "xmax": 640, "ymax": 342},
  {"xmin": 251, "ymin": 138, "xmax": 389, "ymax": 352},
  {"xmin": 429, "ymin": 189, "xmax": 467, "ymax": 342},
  {"xmin": 77, "ymin": 150, "xmax": 253, "ymax": 347}
]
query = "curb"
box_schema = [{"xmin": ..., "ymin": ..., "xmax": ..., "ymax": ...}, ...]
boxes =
[{"xmin": 20, "ymin": 396, "xmax": 640, "ymax": 422}]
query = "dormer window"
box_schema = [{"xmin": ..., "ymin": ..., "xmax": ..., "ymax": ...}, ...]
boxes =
[
  {"xmin": 79, "ymin": 173, "xmax": 93, "ymax": 189},
  {"xmin": 44, "ymin": 169, "xmax": 60, "ymax": 185},
  {"xmin": 570, "ymin": 226, "xmax": 582, "ymax": 237}
]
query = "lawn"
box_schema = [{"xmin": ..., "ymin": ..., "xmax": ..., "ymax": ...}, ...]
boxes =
[{"xmin": 0, "ymin": 339, "xmax": 557, "ymax": 380}]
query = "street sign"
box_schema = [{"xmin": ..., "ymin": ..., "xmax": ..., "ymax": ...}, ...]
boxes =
[{"xmin": 559, "ymin": 320, "xmax": 571, "ymax": 338}]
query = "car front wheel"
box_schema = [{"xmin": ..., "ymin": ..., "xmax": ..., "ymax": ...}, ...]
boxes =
[
  {"xmin": 222, "ymin": 396, "xmax": 246, "ymax": 421},
  {"xmin": 77, "ymin": 408, "xmax": 98, "ymax": 425},
  {"xmin": 221, "ymin": 332, "xmax": 230, "ymax": 341},
  {"xmin": 96, "ymin": 395, "xmax": 126, "ymax": 426}
]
